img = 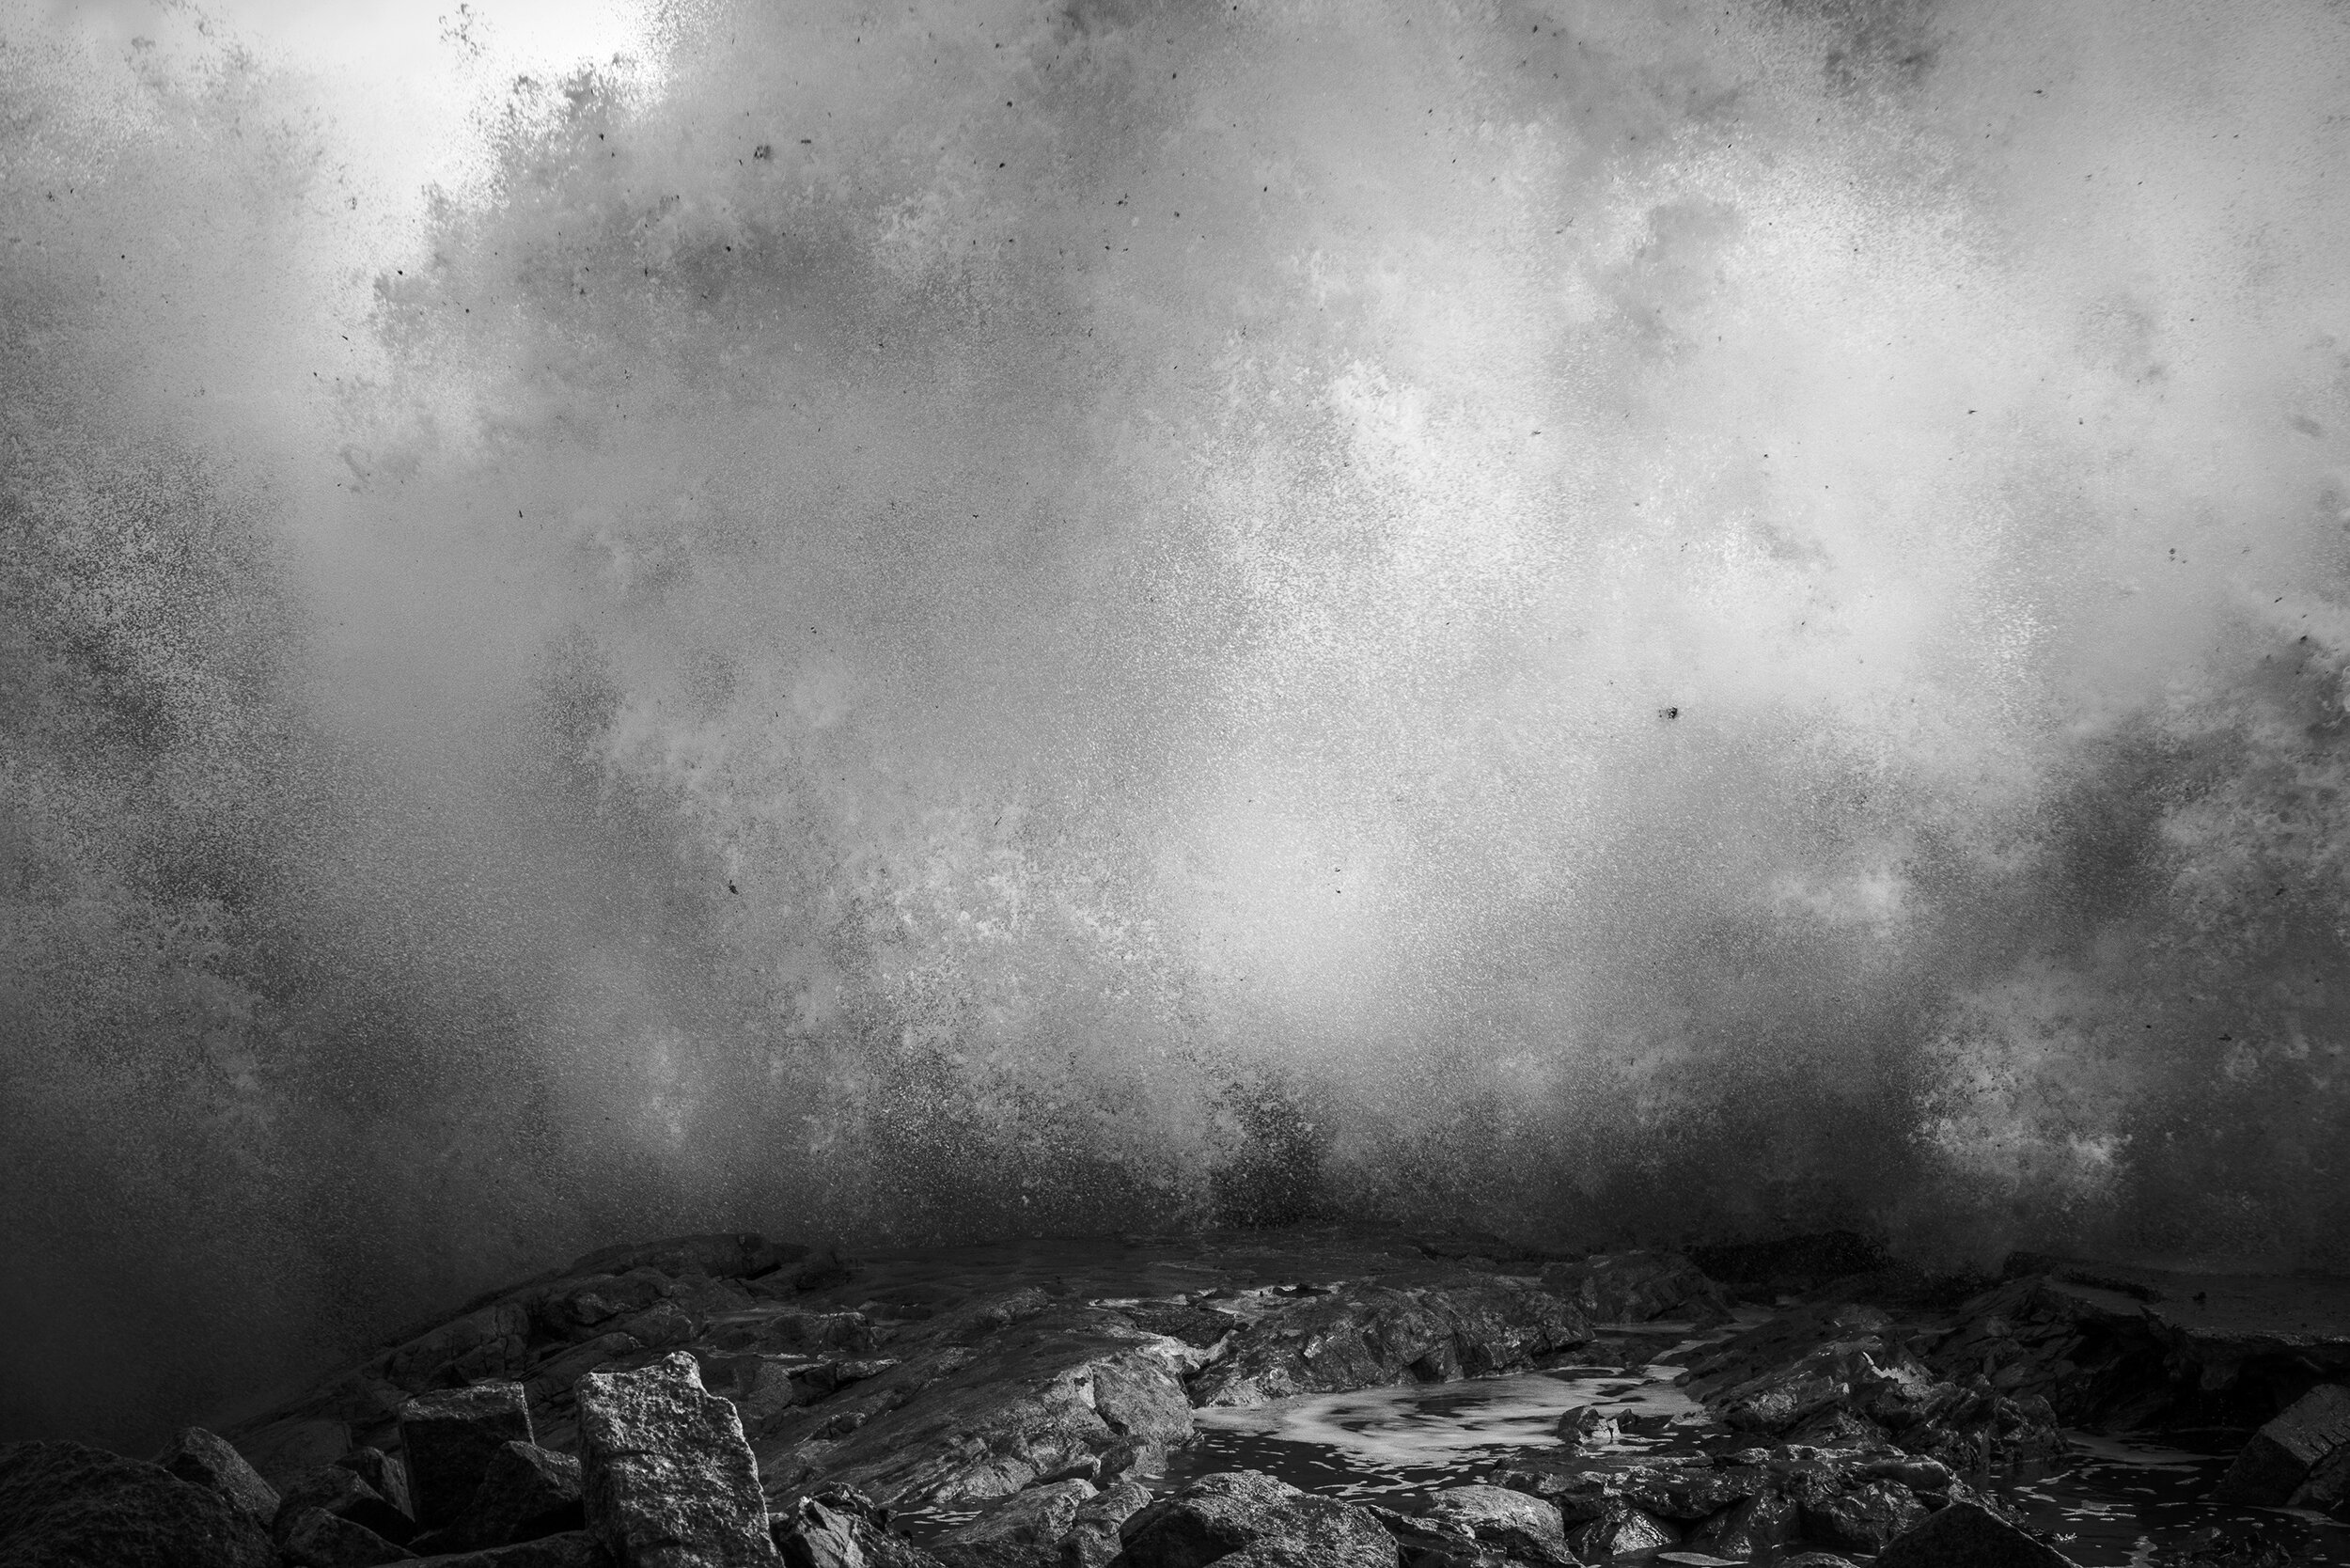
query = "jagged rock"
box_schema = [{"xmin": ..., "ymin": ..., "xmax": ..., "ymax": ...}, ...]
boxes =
[
  {"xmin": 1538, "ymin": 1252, "xmax": 1732, "ymax": 1325},
  {"xmin": 1564, "ymin": 1500, "xmax": 1677, "ymax": 1560},
  {"xmin": 1110, "ymin": 1471, "xmax": 1397, "ymax": 1568},
  {"xmin": 282, "ymin": 1504, "xmax": 419, "ymax": 1566},
  {"xmin": 933, "ymin": 1479, "xmax": 1097, "ymax": 1567},
  {"xmin": 578, "ymin": 1349, "xmax": 778, "ymax": 1566},
  {"xmin": 1714, "ymin": 1336, "xmax": 1940, "ymax": 1435},
  {"xmin": 1556, "ymin": 1405, "xmax": 1621, "ymax": 1450},
  {"xmin": 775, "ymin": 1497, "xmax": 864, "ymax": 1568},
  {"xmin": 2294, "ymin": 1437, "xmax": 2350, "ymax": 1513},
  {"xmin": 276, "ymin": 1464, "xmax": 419, "ymax": 1544},
  {"xmin": 2214, "ymin": 1383, "xmax": 2350, "ymax": 1506},
  {"xmin": 1366, "ymin": 1504, "xmax": 1516, "ymax": 1568},
  {"xmin": 413, "ymin": 1529, "xmax": 612, "ymax": 1566},
  {"xmin": 1189, "ymin": 1278, "xmax": 1589, "ymax": 1406},
  {"xmin": 1800, "ymin": 1481, "xmax": 1928, "ymax": 1554},
  {"xmin": 1063, "ymin": 1481, "xmax": 1152, "ymax": 1568},
  {"xmin": 1622, "ymin": 1466, "xmax": 1771, "ymax": 1523},
  {"xmin": 0, "ymin": 1439, "xmax": 276, "ymax": 1568},
  {"xmin": 772, "ymin": 1491, "xmax": 941, "ymax": 1568},
  {"xmin": 1873, "ymin": 1500, "xmax": 2078, "ymax": 1568},
  {"xmin": 416, "ymin": 1441, "xmax": 585, "ymax": 1553},
  {"xmin": 1862, "ymin": 1455, "xmax": 1959, "ymax": 1495},
  {"xmin": 1687, "ymin": 1491, "xmax": 1798, "ymax": 1558},
  {"xmin": 1780, "ymin": 1408, "xmax": 1896, "ymax": 1452},
  {"xmin": 158, "ymin": 1426, "xmax": 282, "ymax": 1527},
  {"xmin": 1777, "ymin": 1555, "xmax": 1858, "ymax": 1568},
  {"xmin": 339, "ymin": 1448, "xmax": 419, "ymax": 1521},
  {"xmin": 403, "ymin": 1383, "xmax": 537, "ymax": 1528},
  {"xmin": 1416, "ymin": 1486, "xmax": 1572, "ymax": 1566},
  {"xmin": 765, "ymin": 1310, "xmax": 1193, "ymax": 1508}
]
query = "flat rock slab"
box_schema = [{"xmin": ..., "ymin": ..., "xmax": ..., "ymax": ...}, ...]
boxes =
[
  {"xmin": 579, "ymin": 1350, "xmax": 778, "ymax": 1567},
  {"xmin": 0, "ymin": 1439, "xmax": 277, "ymax": 1568}
]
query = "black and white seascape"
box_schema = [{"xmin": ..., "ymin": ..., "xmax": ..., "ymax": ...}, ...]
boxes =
[{"xmin": 5, "ymin": 4, "xmax": 2350, "ymax": 1566}]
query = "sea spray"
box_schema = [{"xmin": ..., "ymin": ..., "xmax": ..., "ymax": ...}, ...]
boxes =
[{"xmin": 4, "ymin": 0, "xmax": 2348, "ymax": 1450}]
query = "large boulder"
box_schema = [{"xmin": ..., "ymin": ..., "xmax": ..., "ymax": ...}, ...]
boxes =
[
  {"xmin": 1873, "ymin": 1501, "xmax": 2078, "ymax": 1568},
  {"xmin": 157, "ymin": 1426, "xmax": 282, "ymax": 1528},
  {"xmin": 2215, "ymin": 1383, "xmax": 2350, "ymax": 1506},
  {"xmin": 1063, "ymin": 1481, "xmax": 1152, "ymax": 1568},
  {"xmin": 1800, "ymin": 1482, "xmax": 1929, "ymax": 1555},
  {"xmin": 1414, "ymin": 1487, "xmax": 1572, "ymax": 1566},
  {"xmin": 1563, "ymin": 1501, "xmax": 1675, "ymax": 1561},
  {"xmin": 1110, "ymin": 1471, "xmax": 1396, "ymax": 1568},
  {"xmin": 578, "ymin": 1349, "xmax": 778, "ymax": 1566},
  {"xmin": 1687, "ymin": 1491, "xmax": 1798, "ymax": 1558},
  {"xmin": 0, "ymin": 1439, "xmax": 276, "ymax": 1568},
  {"xmin": 402, "ymin": 1383, "xmax": 536, "ymax": 1529}
]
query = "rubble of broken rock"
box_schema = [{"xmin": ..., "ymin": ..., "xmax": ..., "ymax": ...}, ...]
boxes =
[{"xmin": 4, "ymin": 1226, "xmax": 2348, "ymax": 1568}]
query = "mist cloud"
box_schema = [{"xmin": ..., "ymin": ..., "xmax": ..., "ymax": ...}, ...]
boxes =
[{"xmin": 5, "ymin": 0, "xmax": 2348, "ymax": 1450}]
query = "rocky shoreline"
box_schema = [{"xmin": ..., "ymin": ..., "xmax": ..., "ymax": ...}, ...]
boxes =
[{"xmin": 5, "ymin": 1227, "xmax": 2346, "ymax": 1568}]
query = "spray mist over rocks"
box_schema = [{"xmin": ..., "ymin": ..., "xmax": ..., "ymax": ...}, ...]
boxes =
[{"xmin": 4, "ymin": 0, "xmax": 2349, "ymax": 1450}]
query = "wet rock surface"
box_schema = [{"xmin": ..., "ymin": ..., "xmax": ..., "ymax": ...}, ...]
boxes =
[
  {"xmin": 28, "ymin": 1224, "xmax": 2344, "ymax": 1568},
  {"xmin": 578, "ymin": 1349, "xmax": 779, "ymax": 1566}
]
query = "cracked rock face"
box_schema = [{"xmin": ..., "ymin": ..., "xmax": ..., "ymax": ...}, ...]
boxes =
[{"xmin": 578, "ymin": 1350, "xmax": 779, "ymax": 1568}]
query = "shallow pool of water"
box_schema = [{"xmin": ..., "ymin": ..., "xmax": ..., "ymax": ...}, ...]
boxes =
[{"xmin": 1163, "ymin": 1365, "xmax": 2350, "ymax": 1566}]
